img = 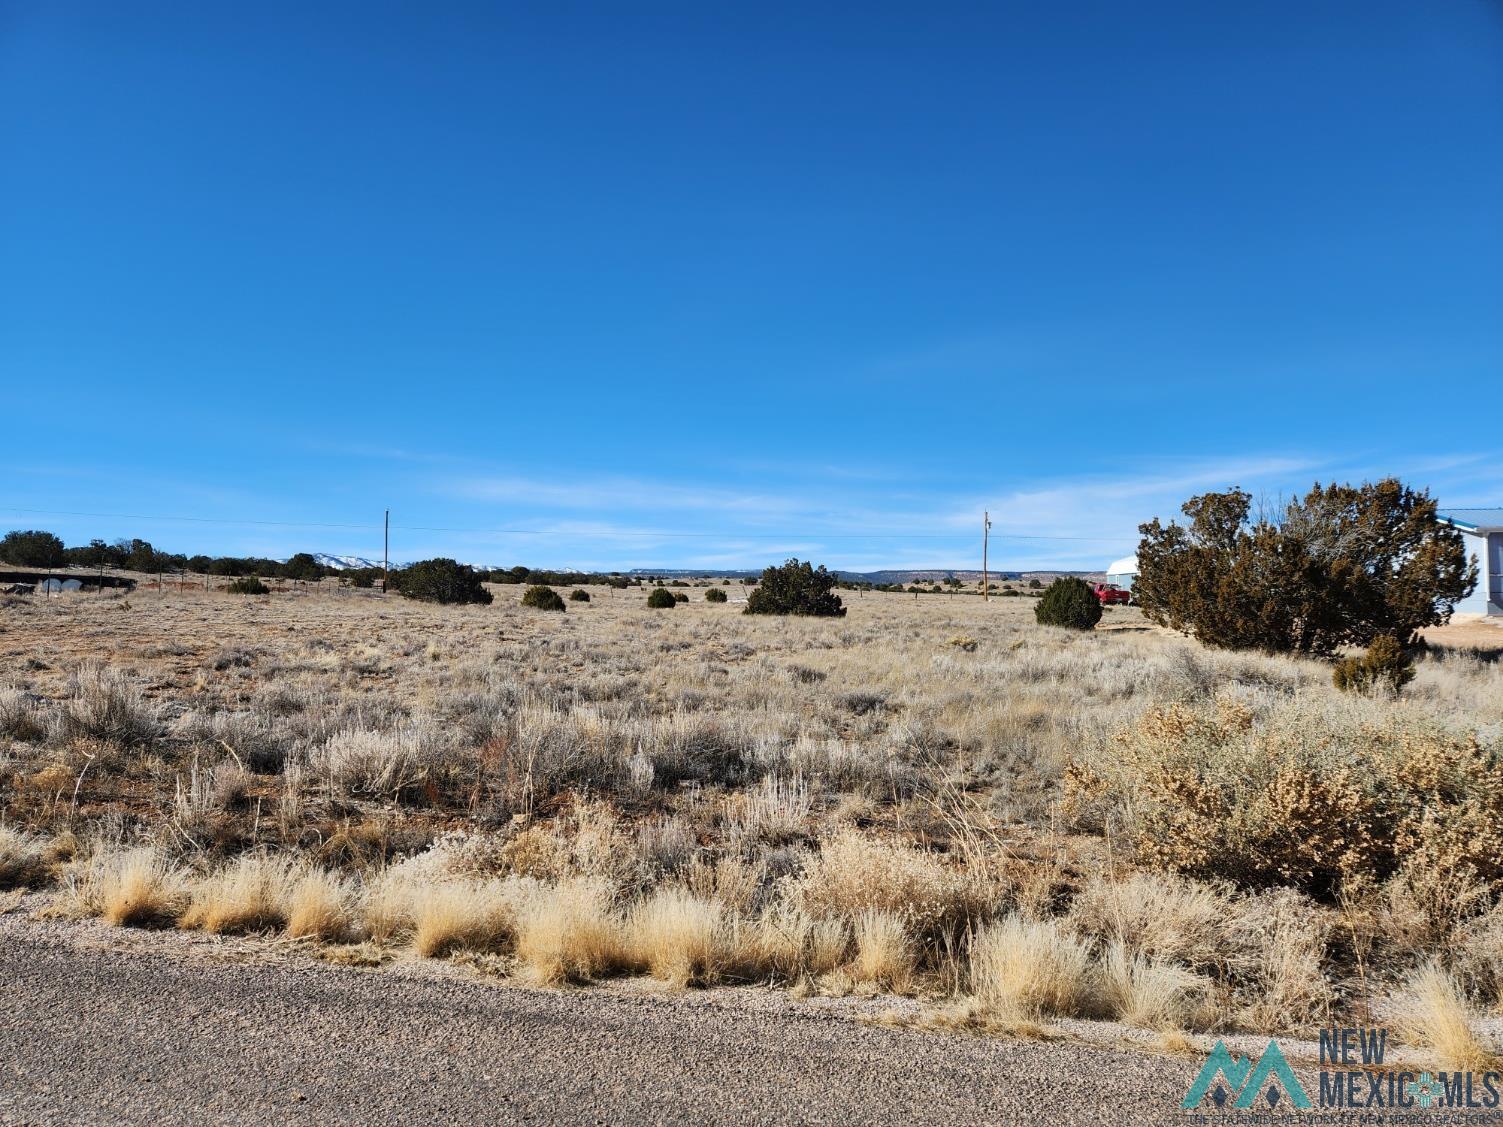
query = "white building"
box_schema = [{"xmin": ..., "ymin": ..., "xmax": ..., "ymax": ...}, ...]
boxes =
[
  {"xmin": 1105, "ymin": 554, "xmax": 1137, "ymax": 591},
  {"xmin": 1438, "ymin": 509, "xmax": 1503, "ymax": 617}
]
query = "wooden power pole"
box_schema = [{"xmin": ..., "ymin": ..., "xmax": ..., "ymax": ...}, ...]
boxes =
[
  {"xmin": 982, "ymin": 511, "xmax": 992, "ymax": 602},
  {"xmin": 382, "ymin": 509, "xmax": 390, "ymax": 594}
]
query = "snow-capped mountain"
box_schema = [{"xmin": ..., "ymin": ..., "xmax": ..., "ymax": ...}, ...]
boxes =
[{"xmin": 310, "ymin": 553, "xmax": 383, "ymax": 571}]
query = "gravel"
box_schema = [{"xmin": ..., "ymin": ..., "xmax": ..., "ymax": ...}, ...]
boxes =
[{"xmin": 0, "ymin": 919, "xmax": 1199, "ymax": 1125}]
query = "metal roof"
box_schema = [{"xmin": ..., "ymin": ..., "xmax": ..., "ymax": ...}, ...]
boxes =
[{"xmin": 1438, "ymin": 508, "xmax": 1503, "ymax": 532}]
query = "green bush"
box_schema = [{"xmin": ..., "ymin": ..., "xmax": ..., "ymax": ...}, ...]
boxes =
[
  {"xmin": 705, "ymin": 588, "xmax": 728, "ymax": 603},
  {"xmin": 647, "ymin": 587, "xmax": 677, "ymax": 609},
  {"xmin": 673, "ymin": 592, "xmax": 688, "ymax": 603},
  {"xmin": 744, "ymin": 559, "xmax": 846, "ymax": 617},
  {"xmin": 392, "ymin": 559, "xmax": 493, "ymax": 606},
  {"xmin": 1136, "ymin": 480, "xmax": 1473, "ymax": 654},
  {"xmin": 226, "ymin": 575, "xmax": 270, "ymax": 595},
  {"xmin": 568, "ymin": 588, "xmax": 591, "ymax": 602},
  {"xmin": 1333, "ymin": 635, "xmax": 1415, "ymax": 695},
  {"xmin": 521, "ymin": 585, "xmax": 566, "ymax": 612},
  {"xmin": 1034, "ymin": 577, "xmax": 1101, "ymax": 630}
]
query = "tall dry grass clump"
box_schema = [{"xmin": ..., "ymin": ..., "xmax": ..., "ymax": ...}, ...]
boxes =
[
  {"xmin": 628, "ymin": 889, "xmax": 726, "ymax": 988},
  {"xmin": 850, "ymin": 909, "xmax": 915, "ymax": 991},
  {"xmin": 285, "ymin": 868, "xmax": 356, "ymax": 942},
  {"xmin": 65, "ymin": 846, "xmax": 190, "ymax": 928},
  {"xmin": 180, "ymin": 854, "xmax": 299, "ymax": 934},
  {"xmin": 792, "ymin": 831, "xmax": 997, "ymax": 945},
  {"xmin": 513, "ymin": 879, "xmax": 629, "ymax": 984},
  {"xmin": 1098, "ymin": 940, "xmax": 1212, "ymax": 1030},
  {"xmin": 1400, "ymin": 964, "xmax": 1498, "ymax": 1071},
  {"xmin": 966, "ymin": 914, "xmax": 1092, "ymax": 1018},
  {"xmin": 410, "ymin": 879, "xmax": 514, "ymax": 958}
]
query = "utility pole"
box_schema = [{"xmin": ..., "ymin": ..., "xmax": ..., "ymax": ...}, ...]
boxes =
[
  {"xmin": 982, "ymin": 511, "xmax": 992, "ymax": 602},
  {"xmin": 382, "ymin": 509, "xmax": 390, "ymax": 594}
]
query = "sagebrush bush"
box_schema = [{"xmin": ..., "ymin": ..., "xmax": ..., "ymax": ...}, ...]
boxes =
[
  {"xmin": 521, "ymin": 585, "xmax": 567, "ymax": 612},
  {"xmin": 1033, "ymin": 577, "xmax": 1101, "ymax": 630},
  {"xmin": 1333, "ymin": 635, "xmax": 1414, "ymax": 695},
  {"xmin": 226, "ymin": 575, "xmax": 270, "ymax": 595},
  {"xmin": 568, "ymin": 588, "xmax": 591, "ymax": 603},
  {"xmin": 1066, "ymin": 700, "xmax": 1503, "ymax": 897},
  {"xmin": 704, "ymin": 587, "xmax": 727, "ymax": 603},
  {"xmin": 646, "ymin": 588, "xmax": 677, "ymax": 609},
  {"xmin": 58, "ymin": 664, "xmax": 161, "ymax": 747}
]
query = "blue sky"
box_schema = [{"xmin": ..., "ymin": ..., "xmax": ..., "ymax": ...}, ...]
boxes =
[{"xmin": 4, "ymin": 2, "xmax": 1501, "ymax": 571}]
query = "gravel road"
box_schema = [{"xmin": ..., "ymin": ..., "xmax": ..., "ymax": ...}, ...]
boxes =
[{"xmin": 0, "ymin": 923, "xmax": 1201, "ymax": 1126}]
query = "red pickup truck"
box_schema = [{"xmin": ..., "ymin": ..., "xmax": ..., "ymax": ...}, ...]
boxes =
[{"xmin": 1093, "ymin": 583, "xmax": 1131, "ymax": 606}]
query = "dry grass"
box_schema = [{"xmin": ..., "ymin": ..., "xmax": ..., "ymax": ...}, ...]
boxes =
[
  {"xmin": 285, "ymin": 868, "xmax": 356, "ymax": 942},
  {"xmin": 966, "ymin": 915, "xmax": 1093, "ymax": 1019},
  {"xmin": 0, "ymin": 826, "xmax": 51, "ymax": 889},
  {"xmin": 410, "ymin": 880, "xmax": 515, "ymax": 958},
  {"xmin": 629, "ymin": 889, "xmax": 725, "ymax": 988},
  {"xmin": 180, "ymin": 853, "xmax": 298, "ymax": 934},
  {"xmin": 6, "ymin": 581, "xmax": 1503, "ymax": 1030},
  {"xmin": 1098, "ymin": 940, "xmax": 1211, "ymax": 1030},
  {"xmin": 514, "ymin": 879, "xmax": 629, "ymax": 984},
  {"xmin": 65, "ymin": 846, "xmax": 190, "ymax": 928},
  {"xmin": 1400, "ymin": 964, "xmax": 1498, "ymax": 1071}
]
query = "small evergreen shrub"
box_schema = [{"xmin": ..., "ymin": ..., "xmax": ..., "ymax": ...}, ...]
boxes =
[
  {"xmin": 704, "ymin": 588, "xmax": 727, "ymax": 603},
  {"xmin": 1034, "ymin": 577, "xmax": 1101, "ymax": 630},
  {"xmin": 522, "ymin": 585, "xmax": 566, "ymax": 612},
  {"xmin": 392, "ymin": 559, "xmax": 493, "ymax": 606},
  {"xmin": 1333, "ymin": 636, "xmax": 1415, "ymax": 695},
  {"xmin": 646, "ymin": 588, "xmax": 677, "ymax": 609},
  {"xmin": 673, "ymin": 592, "xmax": 688, "ymax": 603},
  {"xmin": 568, "ymin": 589, "xmax": 591, "ymax": 603},
  {"xmin": 226, "ymin": 575, "xmax": 270, "ymax": 595},
  {"xmin": 744, "ymin": 559, "xmax": 846, "ymax": 617}
]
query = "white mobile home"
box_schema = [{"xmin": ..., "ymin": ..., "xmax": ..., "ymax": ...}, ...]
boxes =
[
  {"xmin": 1438, "ymin": 509, "xmax": 1503, "ymax": 617},
  {"xmin": 1105, "ymin": 554, "xmax": 1137, "ymax": 592}
]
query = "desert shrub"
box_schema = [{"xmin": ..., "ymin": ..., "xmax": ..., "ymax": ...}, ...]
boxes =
[
  {"xmin": 791, "ymin": 831, "xmax": 997, "ymax": 945},
  {"xmin": 1033, "ymin": 577, "xmax": 1101, "ymax": 630},
  {"xmin": 521, "ymin": 585, "xmax": 566, "ymax": 612},
  {"xmin": 0, "ymin": 827, "xmax": 51, "ymax": 889},
  {"xmin": 1066, "ymin": 700, "xmax": 1503, "ymax": 898},
  {"xmin": 56, "ymin": 663, "xmax": 161, "ymax": 747},
  {"xmin": 646, "ymin": 588, "xmax": 677, "ymax": 609},
  {"xmin": 1333, "ymin": 635, "xmax": 1415, "ymax": 695},
  {"xmin": 705, "ymin": 588, "xmax": 727, "ymax": 603},
  {"xmin": 313, "ymin": 728, "xmax": 428, "ymax": 799},
  {"xmin": 568, "ymin": 588, "xmax": 591, "ymax": 603},
  {"xmin": 226, "ymin": 575, "xmax": 270, "ymax": 595},
  {"xmin": 392, "ymin": 558, "xmax": 493, "ymax": 606},
  {"xmin": 673, "ymin": 592, "xmax": 688, "ymax": 603},
  {"xmin": 744, "ymin": 559, "xmax": 846, "ymax": 617},
  {"xmin": 0, "ymin": 687, "xmax": 44, "ymax": 742},
  {"xmin": 1136, "ymin": 480, "xmax": 1474, "ymax": 654}
]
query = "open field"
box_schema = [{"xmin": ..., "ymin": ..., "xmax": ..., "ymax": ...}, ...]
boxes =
[{"xmin": 5, "ymin": 579, "xmax": 1503, "ymax": 1084}]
